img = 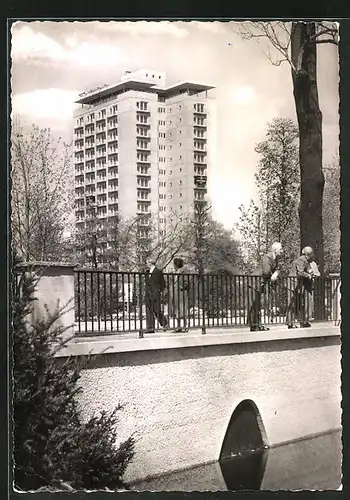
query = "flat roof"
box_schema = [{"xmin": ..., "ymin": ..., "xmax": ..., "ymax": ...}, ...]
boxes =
[
  {"xmin": 157, "ymin": 81, "xmax": 215, "ymax": 94},
  {"xmin": 75, "ymin": 80, "xmax": 156, "ymax": 104},
  {"xmin": 75, "ymin": 79, "xmax": 216, "ymax": 104}
]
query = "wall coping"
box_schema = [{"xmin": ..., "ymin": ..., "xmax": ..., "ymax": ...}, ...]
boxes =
[
  {"xmin": 55, "ymin": 323, "xmax": 340, "ymax": 358},
  {"xmin": 15, "ymin": 261, "xmax": 77, "ymax": 270}
]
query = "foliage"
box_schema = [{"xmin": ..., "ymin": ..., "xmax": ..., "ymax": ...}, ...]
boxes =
[
  {"xmin": 182, "ymin": 204, "xmax": 243, "ymax": 275},
  {"xmin": 237, "ymin": 118, "xmax": 300, "ymax": 272},
  {"xmin": 323, "ymin": 158, "xmax": 340, "ymax": 273},
  {"xmin": 12, "ymin": 253, "xmax": 134, "ymax": 492},
  {"xmin": 11, "ymin": 123, "xmax": 73, "ymax": 262},
  {"xmin": 75, "ymin": 209, "xmax": 190, "ymax": 272},
  {"xmin": 237, "ymin": 200, "xmax": 265, "ymax": 272}
]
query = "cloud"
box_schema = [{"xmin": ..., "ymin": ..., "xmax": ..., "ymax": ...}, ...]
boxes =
[
  {"xmin": 97, "ymin": 20, "xmax": 189, "ymax": 38},
  {"xmin": 67, "ymin": 41, "xmax": 128, "ymax": 67},
  {"xmin": 11, "ymin": 24, "xmax": 128, "ymax": 67},
  {"xmin": 189, "ymin": 21, "xmax": 228, "ymax": 34},
  {"xmin": 12, "ymin": 88, "xmax": 79, "ymax": 121},
  {"xmin": 11, "ymin": 24, "xmax": 65, "ymax": 61},
  {"xmin": 232, "ymin": 85, "xmax": 258, "ymax": 105}
]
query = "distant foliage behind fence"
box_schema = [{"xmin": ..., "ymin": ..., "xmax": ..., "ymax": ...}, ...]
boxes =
[{"xmin": 74, "ymin": 269, "xmax": 340, "ymax": 335}]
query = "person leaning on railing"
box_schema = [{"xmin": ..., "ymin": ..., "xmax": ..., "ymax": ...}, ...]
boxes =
[
  {"xmin": 247, "ymin": 242, "xmax": 283, "ymax": 332},
  {"xmin": 286, "ymin": 246, "xmax": 315, "ymax": 329}
]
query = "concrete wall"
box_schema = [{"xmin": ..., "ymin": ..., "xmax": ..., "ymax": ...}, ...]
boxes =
[
  {"xmin": 18, "ymin": 262, "xmax": 75, "ymax": 342},
  {"xmin": 59, "ymin": 327, "xmax": 341, "ymax": 483}
]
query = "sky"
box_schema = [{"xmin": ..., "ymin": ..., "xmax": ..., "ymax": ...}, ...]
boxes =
[{"xmin": 10, "ymin": 20, "xmax": 339, "ymax": 229}]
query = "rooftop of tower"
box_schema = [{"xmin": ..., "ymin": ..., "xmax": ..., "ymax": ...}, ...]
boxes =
[{"xmin": 75, "ymin": 69, "xmax": 215, "ymax": 105}]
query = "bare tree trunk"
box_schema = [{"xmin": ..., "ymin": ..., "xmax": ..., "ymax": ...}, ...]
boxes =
[{"xmin": 291, "ymin": 22, "xmax": 325, "ymax": 273}]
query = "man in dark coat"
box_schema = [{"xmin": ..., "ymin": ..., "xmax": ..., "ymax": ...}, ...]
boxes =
[
  {"xmin": 286, "ymin": 246, "xmax": 314, "ymax": 329},
  {"xmin": 248, "ymin": 242, "xmax": 283, "ymax": 332},
  {"xmin": 144, "ymin": 259, "xmax": 168, "ymax": 333}
]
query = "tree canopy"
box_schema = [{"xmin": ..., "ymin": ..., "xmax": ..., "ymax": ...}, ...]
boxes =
[
  {"xmin": 11, "ymin": 124, "xmax": 73, "ymax": 262},
  {"xmin": 236, "ymin": 21, "xmax": 339, "ymax": 273}
]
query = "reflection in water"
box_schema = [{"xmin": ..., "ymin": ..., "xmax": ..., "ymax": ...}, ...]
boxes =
[
  {"xmin": 219, "ymin": 398, "xmax": 268, "ymax": 490},
  {"xmin": 132, "ymin": 431, "xmax": 341, "ymax": 491},
  {"xmin": 220, "ymin": 449, "xmax": 268, "ymax": 490}
]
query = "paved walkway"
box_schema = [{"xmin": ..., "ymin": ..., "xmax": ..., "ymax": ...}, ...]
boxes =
[{"xmin": 57, "ymin": 321, "xmax": 340, "ymax": 358}]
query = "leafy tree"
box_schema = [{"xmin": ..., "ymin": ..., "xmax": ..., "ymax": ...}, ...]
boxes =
[
  {"xmin": 237, "ymin": 118, "xmax": 300, "ymax": 272},
  {"xmin": 75, "ymin": 209, "xmax": 190, "ymax": 272},
  {"xmin": 12, "ymin": 253, "xmax": 134, "ymax": 491},
  {"xmin": 183, "ymin": 204, "xmax": 243, "ymax": 274},
  {"xmin": 323, "ymin": 158, "xmax": 340, "ymax": 273},
  {"xmin": 178, "ymin": 205, "xmax": 244, "ymax": 321},
  {"xmin": 237, "ymin": 200, "xmax": 266, "ymax": 272},
  {"xmin": 75, "ymin": 207, "xmax": 109, "ymax": 269},
  {"xmin": 237, "ymin": 21, "xmax": 339, "ymax": 273},
  {"xmin": 11, "ymin": 123, "xmax": 73, "ymax": 262}
]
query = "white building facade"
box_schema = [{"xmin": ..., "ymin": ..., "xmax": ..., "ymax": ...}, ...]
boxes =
[{"xmin": 73, "ymin": 69, "xmax": 215, "ymax": 251}]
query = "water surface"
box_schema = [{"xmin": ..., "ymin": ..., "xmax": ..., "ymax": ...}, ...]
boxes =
[{"xmin": 132, "ymin": 431, "xmax": 341, "ymax": 491}]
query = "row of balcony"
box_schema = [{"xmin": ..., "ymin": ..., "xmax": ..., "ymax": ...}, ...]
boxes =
[
  {"xmin": 76, "ymin": 165, "xmax": 118, "ymax": 172},
  {"xmin": 75, "ymin": 211, "xmax": 154, "ymax": 226},
  {"xmin": 79, "ymin": 131, "xmax": 118, "ymax": 139},
  {"xmin": 76, "ymin": 188, "xmax": 206, "ymax": 199},
  {"xmin": 76, "ymin": 182, "xmax": 117, "ymax": 191},
  {"xmin": 76, "ymin": 121, "xmax": 206, "ymax": 134},
  {"xmin": 75, "ymin": 213, "xmax": 118, "ymax": 223},
  {"xmin": 75, "ymin": 191, "xmax": 119, "ymax": 205},
  {"xmin": 75, "ymin": 201, "xmax": 119, "ymax": 214},
  {"xmin": 76, "ymin": 163, "xmax": 206, "ymax": 174},
  {"xmin": 75, "ymin": 201, "xmax": 207, "ymax": 218},
  {"xmin": 77, "ymin": 152, "xmax": 207, "ymax": 165},
  {"xmin": 76, "ymin": 179, "xmax": 118, "ymax": 190},
  {"xmin": 75, "ymin": 152, "xmax": 119, "ymax": 161},
  {"xmin": 77, "ymin": 205, "xmax": 118, "ymax": 213},
  {"xmin": 137, "ymin": 170, "xmax": 151, "ymax": 177},
  {"xmin": 136, "ymin": 128, "xmax": 151, "ymax": 139},
  {"xmin": 76, "ymin": 133, "xmax": 206, "ymax": 149},
  {"xmin": 75, "ymin": 170, "xmax": 118, "ymax": 181},
  {"xmin": 76, "ymin": 170, "xmax": 206, "ymax": 182}
]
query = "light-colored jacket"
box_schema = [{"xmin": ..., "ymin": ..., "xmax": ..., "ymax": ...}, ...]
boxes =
[
  {"xmin": 309, "ymin": 260, "xmax": 321, "ymax": 277},
  {"xmin": 170, "ymin": 265, "xmax": 192, "ymax": 318}
]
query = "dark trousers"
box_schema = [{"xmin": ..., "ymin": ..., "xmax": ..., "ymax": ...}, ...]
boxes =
[
  {"xmin": 247, "ymin": 284, "xmax": 264, "ymax": 327},
  {"xmin": 145, "ymin": 294, "xmax": 167, "ymax": 330},
  {"xmin": 286, "ymin": 287, "xmax": 310, "ymax": 325}
]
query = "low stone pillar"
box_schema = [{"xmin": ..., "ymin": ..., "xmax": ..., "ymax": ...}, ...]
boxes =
[{"xmin": 15, "ymin": 262, "xmax": 76, "ymax": 344}]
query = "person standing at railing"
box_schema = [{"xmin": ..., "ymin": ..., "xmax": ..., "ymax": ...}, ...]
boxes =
[
  {"xmin": 286, "ymin": 246, "xmax": 315, "ymax": 329},
  {"xmin": 248, "ymin": 242, "xmax": 283, "ymax": 332},
  {"xmin": 144, "ymin": 259, "xmax": 168, "ymax": 334},
  {"xmin": 308, "ymin": 257, "xmax": 321, "ymax": 321},
  {"xmin": 171, "ymin": 257, "xmax": 191, "ymax": 333}
]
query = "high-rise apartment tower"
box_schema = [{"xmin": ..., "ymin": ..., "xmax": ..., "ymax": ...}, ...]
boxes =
[{"xmin": 73, "ymin": 69, "xmax": 215, "ymax": 247}]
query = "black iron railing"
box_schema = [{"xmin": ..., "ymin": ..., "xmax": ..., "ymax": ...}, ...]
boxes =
[{"xmin": 74, "ymin": 270, "xmax": 341, "ymax": 336}]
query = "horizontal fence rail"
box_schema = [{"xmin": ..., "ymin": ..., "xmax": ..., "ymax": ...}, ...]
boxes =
[{"xmin": 74, "ymin": 270, "xmax": 341, "ymax": 336}]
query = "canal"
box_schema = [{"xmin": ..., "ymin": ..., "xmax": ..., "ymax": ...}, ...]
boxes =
[{"xmin": 131, "ymin": 430, "xmax": 341, "ymax": 491}]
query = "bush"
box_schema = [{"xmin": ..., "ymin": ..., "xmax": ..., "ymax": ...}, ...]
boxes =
[{"xmin": 12, "ymin": 253, "xmax": 135, "ymax": 491}]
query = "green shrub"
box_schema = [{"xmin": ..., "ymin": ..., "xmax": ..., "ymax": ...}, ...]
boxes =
[{"xmin": 12, "ymin": 253, "xmax": 135, "ymax": 491}]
